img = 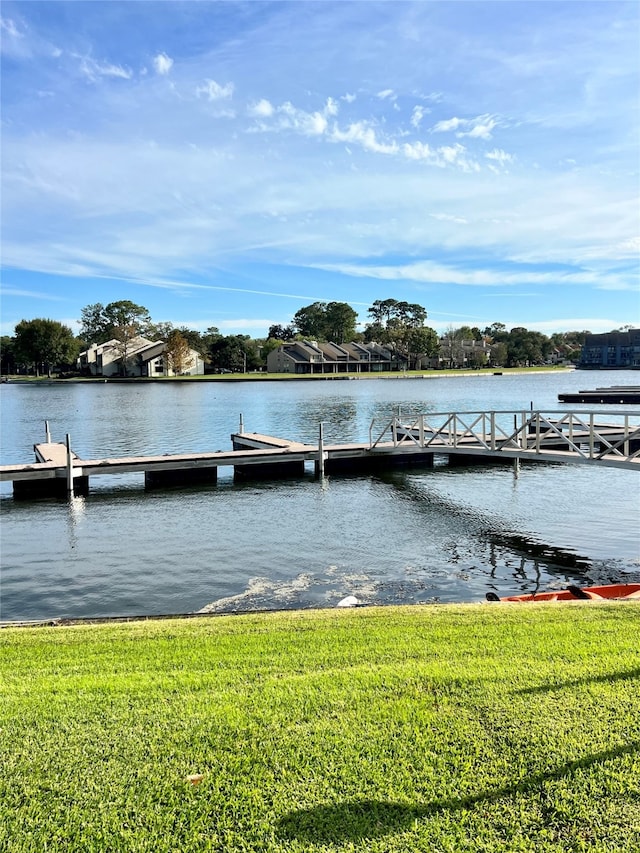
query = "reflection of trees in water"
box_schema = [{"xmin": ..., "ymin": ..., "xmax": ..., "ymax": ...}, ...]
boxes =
[
  {"xmin": 278, "ymin": 396, "xmax": 443, "ymax": 444},
  {"xmin": 289, "ymin": 399, "xmax": 359, "ymax": 442},
  {"xmin": 376, "ymin": 468, "xmax": 600, "ymax": 594}
]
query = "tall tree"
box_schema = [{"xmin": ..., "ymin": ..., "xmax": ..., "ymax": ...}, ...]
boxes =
[
  {"xmin": 13, "ymin": 319, "xmax": 79, "ymax": 377},
  {"xmin": 267, "ymin": 324, "xmax": 295, "ymax": 341},
  {"xmin": 291, "ymin": 301, "xmax": 358, "ymax": 342},
  {"xmin": 79, "ymin": 303, "xmax": 109, "ymax": 345},
  {"xmin": 165, "ymin": 330, "xmax": 194, "ymax": 375},
  {"xmin": 0, "ymin": 336, "xmax": 17, "ymax": 375},
  {"xmin": 324, "ymin": 302, "xmax": 358, "ymax": 343},
  {"xmin": 208, "ymin": 334, "xmax": 253, "ymax": 372},
  {"xmin": 146, "ymin": 321, "xmax": 175, "ymax": 341},
  {"xmin": 406, "ymin": 327, "xmax": 440, "ymax": 368},
  {"xmin": 292, "ymin": 302, "xmax": 329, "ymax": 339},
  {"xmin": 176, "ymin": 327, "xmax": 205, "ymax": 355},
  {"xmin": 364, "ymin": 298, "xmax": 432, "ymax": 366},
  {"xmin": 80, "ymin": 301, "xmax": 152, "ymax": 346}
]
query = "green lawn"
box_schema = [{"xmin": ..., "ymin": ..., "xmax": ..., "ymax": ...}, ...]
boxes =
[{"xmin": 1, "ymin": 604, "xmax": 638, "ymax": 852}]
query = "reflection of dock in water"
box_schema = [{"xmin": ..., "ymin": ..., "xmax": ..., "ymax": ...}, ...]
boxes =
[{"xmin": 1, "ymin": 409, "xmax": 638, "ymax": 499}]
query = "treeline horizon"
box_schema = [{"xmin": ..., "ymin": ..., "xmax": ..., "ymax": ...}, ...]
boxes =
[{"xmin": 0, "ymin": 296, "xmax": 623, "ymax": 376}]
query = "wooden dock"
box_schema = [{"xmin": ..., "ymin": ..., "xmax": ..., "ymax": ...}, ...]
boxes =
[{"xmin": 1, "ymin": 409, "xmax": 638, "ymax": 499}]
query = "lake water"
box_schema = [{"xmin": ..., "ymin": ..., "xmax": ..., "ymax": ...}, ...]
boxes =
[{"xmin": 1, "ymin": 370, "xmax": 639, "ymax": 621}]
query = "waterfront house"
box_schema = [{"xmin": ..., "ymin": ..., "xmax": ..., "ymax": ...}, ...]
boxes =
[
  {"xmin": 78, "ymin": 337, "xmax": 205, "ymax": 377},
  {"xmin": 266, "ymin": 340, "xmax": 407, "ymax": 374}
]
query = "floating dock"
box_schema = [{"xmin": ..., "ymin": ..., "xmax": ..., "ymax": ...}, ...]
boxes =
[
  {"xmin": 1, "ymin": 410, "xmax": 638, "ymax": 500},
  {"xmin": 558, "ymin": 386, "xmax": 640, "ymax": 404}
]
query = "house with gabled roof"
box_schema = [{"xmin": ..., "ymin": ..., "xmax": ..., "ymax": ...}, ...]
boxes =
[
  {"xmin": 78, "ymin": 336, "xmax": 204, "ymax": 377},
  {"xmin": 266, "ymin": 340, "xmax": 407, "ymax": 374}
]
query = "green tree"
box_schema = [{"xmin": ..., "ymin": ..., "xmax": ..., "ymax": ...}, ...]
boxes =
[
  {"xmin": 13, "ymin": 319, "xmax": 79, "ymax": 377},
  {"xmin": 368, "ymin": 299, "xmax": 400, "ymax": 326},
  {"xmin": 406, "ymin": 327, "xmax": 440, "ymax": 368},
  {"xmin": 146, "ymin": 321, "xmax": 175, "ymax": 341},
  {"xmin": 489, "ymin": 341, "xmax": 508, "ymax": 367},
  {"xmin": 79, "ymin": 303, "xmax": 109, "ymax": 345},
  {"xmin": 505, "ymin": 327, "xmax": 552, "ymax": 366},
  {"xmin": 267, "ymin": 324, "xmax": 295, "ymax": 341},
  {"xmin": 80, "ymin": 301, "xmax": 152, "ymax": 347},
  {"xmin": 324, "ymin": 302, "xmax": 358, "ymax": 343},
  {"xmin": 364, "ymin": 299, "xmax": 432, "ymax": 366},
  {"xmin": 207, "ymin": 335, "xmax": 257, "ymax": 372},
  {"xmin": 1, "ymin": 336, "xmax": 17, "ymax": 375},
  {"xmin": 292, "ymin": 302, "xmax": 329, "ymax": 340}
]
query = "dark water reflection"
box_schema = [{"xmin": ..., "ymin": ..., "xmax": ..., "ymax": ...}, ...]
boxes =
[{"xmin": 1, "ymin": 372, "xmax": 639, "ymax": 620}]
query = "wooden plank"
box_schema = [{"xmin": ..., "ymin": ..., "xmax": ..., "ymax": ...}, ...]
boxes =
[{"xmin": 34, "ymin": 442, "xmax": 79, "ymax": 465}]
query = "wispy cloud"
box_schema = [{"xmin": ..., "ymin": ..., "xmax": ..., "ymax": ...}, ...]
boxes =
[
  {"xmin": 432, "ymin": 114, "xmax": 499, "ymax": 140},
  {"xmin": 1, "ymin": 17, "xmax": 22, "ymax": 39},
  {"xmin": 77, "ymin": 55, "xmax": 133, "ymax": 82},
  {"xmin": 313, "ymin": 260, "xmax": 633, "ymax": 292},
  {"xmin": 196, "ymin": 79, "xmax": 234, "ymax": 100},
  {"xmin": 1, "ymin": 286, "xmax": 67, "ymax": 301}
]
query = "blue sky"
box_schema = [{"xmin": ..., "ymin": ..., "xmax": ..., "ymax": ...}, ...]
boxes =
[{"xmin": 1, "ymin": 1, "xmax": 639, "ymax": 340}]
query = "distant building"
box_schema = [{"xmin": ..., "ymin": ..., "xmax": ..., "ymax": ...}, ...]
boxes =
[
  {"xmin": 435, "ymin": 337, "xmax": 492, "ymax": 369},
  {"xmin": 579, "ymin": 329, "xmax": 640, "ymax": 369},
  {"xmin": 266, "ymin": 341, "xmax": 407, "ymax": 374},
  {"xmin": 78, "ymin": 336, "xmax": 205, "ymax": 377}
]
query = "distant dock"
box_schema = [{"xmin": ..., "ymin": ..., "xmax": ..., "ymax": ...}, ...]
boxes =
[{"xmin": 558, "ymin": 386, "xmax": 640, "ymax": 404}]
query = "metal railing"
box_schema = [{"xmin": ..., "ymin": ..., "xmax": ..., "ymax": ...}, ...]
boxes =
[{"xmin": 369, "ymin": 410, "xmax": 640, "ymax": 466}]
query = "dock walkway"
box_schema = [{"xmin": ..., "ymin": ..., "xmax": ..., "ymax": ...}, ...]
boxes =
[{"xmin": 1, "ymin": 409, "xmax": 638, "ymax": 499}]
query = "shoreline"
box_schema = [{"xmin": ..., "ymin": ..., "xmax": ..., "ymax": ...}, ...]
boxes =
[{"xmin": 1, "ymin": 366, "xmax": 575, "ymax": 384}]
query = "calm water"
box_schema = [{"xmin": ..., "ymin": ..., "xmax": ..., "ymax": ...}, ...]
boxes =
[{"xmin": 1, "ymin": 371, "xmax": 639, "ymax": 621}]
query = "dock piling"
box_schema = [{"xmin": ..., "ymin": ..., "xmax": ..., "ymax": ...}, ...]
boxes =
[
  {"xmin": 66, "ymin": 433, "xmax": 74, "ymax": 497},
  {"xmin": 318, "ymin": 422, "xmax": 325, "ymax": 478}
]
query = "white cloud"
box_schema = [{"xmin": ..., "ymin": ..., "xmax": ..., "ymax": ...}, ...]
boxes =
[
  {"xmin": 430, "ymin": 213, "xmax": 468, "ymax": 225},
  {"xmin": 279, "ymin": 101, "xmax": 328, "ymax": 136},
  {"xmin": 1, "ymin": 286, "xmax": 66, "ymax": 300},
  {"xmin": 341, "ymin": 93, "xmax": 356, "ymax": 103},
  {"xmin": 325, "ymin": 97, "xmax": 339, "ymax": 117},
  {"xmin": 331, "ymin": 122, "xmax": 398, "ymax": 154},
  {"xmin": 402, "ymin": 140, "xmax": 480, "ymax": 172},
  {"xmin": 153, "ymin": 52, "xmax": 173, "ymax": 75},
  {"xmin": 248, "ymin": 98, "xmax": 275, "ymax": 118},
  {"xmin": 1, "ymin": 17, "xmax": 23, "ymax": 38},
  {"xmin": 196, "ymin": 79, "xmax": 234, "ymax": 100},
  {"xmin": 78, "ymin": 56, "xmax": 133, "ymax": 82},
  {"xmin": 486, "ymin": 148, "xmax": 514, "ymax": 164},
  {"xmin": 459, "ymin": 117, "xmax": 497, "ymax": 140},
  {"xmin": 312, "ymin": 260, "xmax": 632, "ymax": 291},
  {"xmin": 432, "ymin": 117, "xmax": 463, "ymax": 133},
  {"xmin": 526, "ymin": 318, "xmax": 629, "ymax": 334},
  {"xmin": 411, "ymin": 105, "xmax": 428, "ymax": 128},
  {"xmin": 432, "ymin": 114, "xmax": 499, "ymax": 140},
  {"xmin": 377, "ymin": 88, "xmax": 395, "ymax": 100}
]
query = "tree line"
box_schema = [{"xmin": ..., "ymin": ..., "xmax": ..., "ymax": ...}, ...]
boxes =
[{"xmin": 0, "ymin": 297, "xmax": 592, "ymax": 376}]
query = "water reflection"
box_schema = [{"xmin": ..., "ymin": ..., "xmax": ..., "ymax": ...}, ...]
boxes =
[
  {"xmin": 1, "ymin": 373, "xmax": 639, "ymax": 620},
  {"xmin": 66, "ymin": 495, "xmax": 86, "ymax": 551}
]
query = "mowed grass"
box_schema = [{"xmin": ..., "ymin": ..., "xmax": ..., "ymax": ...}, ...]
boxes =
[{"xmin": 1, "ymin": 604, "xmax": 639, "ymax": 852}]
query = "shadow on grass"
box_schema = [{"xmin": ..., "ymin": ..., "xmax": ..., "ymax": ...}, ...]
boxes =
[
  {"xmin": 516, "ymin": 666, "xmax": 640, "ymax": 695},
  {"xmin": 276, "ymin": 742, "xmax": 638, "ymax": 844}
]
